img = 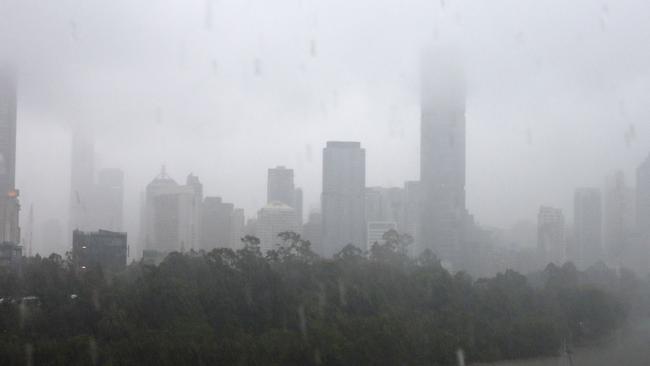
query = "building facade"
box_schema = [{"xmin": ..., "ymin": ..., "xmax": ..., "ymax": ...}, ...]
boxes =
[
  {"xmin": 321, "ymin": 141, "xmax": 366, "ymax": 257},
  {"xmin": 367, "ymin": 221, "xmax": 398, "ymax": 251},
  {"xmin": 200, "ymin": 196, "xmax": 234, "ymax": 250},
  {"xmin": 303, "ymin": 210, "xmax": 322, "ymax": 254},
  {"xmin": 268, "ymin": 166, "xmax": 295, "ymax": 206},
  {"xmin": 419, "ymin": 47, "xmax": 467, "ymax": 267},
  {"xmin": 257, "ymin": 202, "xmax": 300, "ymax": 252},
  {"xmin": 0, "ymin": 69, "xmax": 19, "ymax": 246},
  {"xmin": 142, "ymin": 169, "xmax": 203, "ymax": 254},
  {"xmin": 72, "ymin": 229, "xmax": 127, "ymax": 273}
]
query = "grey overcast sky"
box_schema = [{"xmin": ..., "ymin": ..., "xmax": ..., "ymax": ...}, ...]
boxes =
[{"xmin": 2, "ymin": 0, "xmax": 650, "ymax": 254}]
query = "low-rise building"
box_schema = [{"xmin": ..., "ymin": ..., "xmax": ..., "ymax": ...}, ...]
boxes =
[{"xmin": 72, "ymin": 229, "xmax": 127, "ymax": 273}]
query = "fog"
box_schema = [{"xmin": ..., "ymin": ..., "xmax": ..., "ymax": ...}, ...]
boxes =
[{"xmin": 2, "ymin": 0, "xmax": 650, "ymax": 255}]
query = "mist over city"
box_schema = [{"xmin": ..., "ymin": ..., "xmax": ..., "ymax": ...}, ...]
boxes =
[{"xmin": 1, "ymin": 0, "xmax": 650, "ymax": 365}]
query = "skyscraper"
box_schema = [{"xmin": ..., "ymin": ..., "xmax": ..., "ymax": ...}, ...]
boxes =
[
  {"xmin": 574, "ymin": 188, "xmax": 603, "ymax": 268},
  {"xmin": 419, "ymin": 47, "xmax": 466, "ymax": 265},
  {"xmin": 267, "ymin": 166, "xmax": 295, "ymax": 206},
  {"xmin": 321, "ymin": 141, "xmax": 366, "ymax": 256},
  {"xmin": 0, "ymin": 68, "xmax": 20, "ymax": 245}
]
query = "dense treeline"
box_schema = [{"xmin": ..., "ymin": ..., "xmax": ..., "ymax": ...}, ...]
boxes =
[{"xmin": 0, "ymin": 231, "xmax": 647, "ymax": 365}]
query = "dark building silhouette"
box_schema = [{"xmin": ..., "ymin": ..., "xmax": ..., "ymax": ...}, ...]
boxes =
[
  {"xmin": 267, "ymin": 166, "xmax": 295, "ymax": 206},
  {"xmin": 72, "ymin": 229, "xmax": 127, "ymax": 273}
]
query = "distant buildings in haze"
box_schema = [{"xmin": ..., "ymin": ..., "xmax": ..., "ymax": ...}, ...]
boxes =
[
  {"xmin": 69, "ymin": 130, "xmax": 125, "ymax": 236},
  {"xmin": 141, "ymin": 168, "xmax": 202, "ymax": 254},
  {"xmin": 537, "ymin": 206, "xmax": 566, "ymax": 266},
  {"xmin": 574, "ymin": 188, "xmax": 603, "ymax": 268}
]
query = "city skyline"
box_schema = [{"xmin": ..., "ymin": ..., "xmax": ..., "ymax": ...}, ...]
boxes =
[{"xmin": 6, "ymin": 0, "xmax": 650, "ymax": 259}]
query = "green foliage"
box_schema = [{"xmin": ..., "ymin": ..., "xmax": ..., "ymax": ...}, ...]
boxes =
[{"xmin": 0, "ymin": 232, "xmax": 638, "ymax": 365}]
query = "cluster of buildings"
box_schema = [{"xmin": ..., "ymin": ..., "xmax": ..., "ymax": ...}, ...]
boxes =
[
  {"xmin": 135, "ymin": 48, "xmax": 491, "ymax": 275},
  {"xmin": 536, "ymin": 161, "xmax": 650, "ymax": 275},
  {"xmin": 2, "ymin": 46, "xmax": 649, "ymax": 278}
]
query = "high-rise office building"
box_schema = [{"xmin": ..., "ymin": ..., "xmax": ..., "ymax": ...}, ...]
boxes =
[
  {"xmin": 574, "ymin": 188, "xmax": 603, "ymax": 268},
  {"xmin": 257, "ymin": 201, "xmax": 299, "ymax": 252},
  {"xmin": 142, "ymin": 168, "xmax": 203, "ymax": 254},
  {"xmin": 200, "ymin": 197, "xmax": 234, "ymax": 250},
  {"xmin": 537, "ymin": 206, "xmax": 565, "ymax": 266},
  {"xmin": 321, "ymin": 141, "xmax": 366, "ymax": 256},
  {"xmin": 267, "ymin": 166, "xmax": 295, "ymax": 206},
  {"xmin": 419, "ymin": 47, "xmax": 467, "ymax": 267},
  {"xmin": 0, "ymin": 69, "xmax": 19, "ymax": 246}
]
